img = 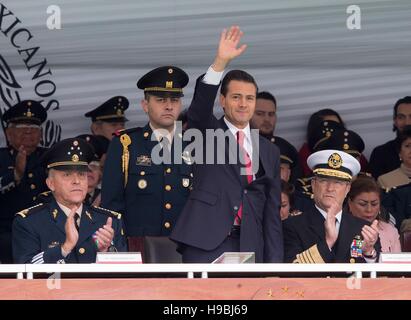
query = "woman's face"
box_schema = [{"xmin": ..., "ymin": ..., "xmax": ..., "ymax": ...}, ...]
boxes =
[
  {"xmin": 348, "ymin": 191, "xmax": 380, "ymax": 222},
  {"xmin": 280, "ymin": 192, "xmax": 291, "ymax": 221},
  {"xmin": 400, "ymin": 137, "xmax": 411, "ymax": 168}
]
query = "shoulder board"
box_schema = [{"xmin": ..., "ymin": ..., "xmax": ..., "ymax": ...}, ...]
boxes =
[
  {"xmin": 114, "ymin": 127, "xmax": 140, "ymax": 137},
  {"xmin": 15, "ymin": 203, "xmax": 45, "ymax": 218},
  {"xmin": 92, "ymin": 206, "xmax": 122, "ymax": 219},
  {"xmin": 289, "ymin": 210, "xmax": 303, "ymax": 217}
]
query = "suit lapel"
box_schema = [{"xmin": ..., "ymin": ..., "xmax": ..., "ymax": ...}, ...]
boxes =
[
  {"xmin": 78, "ymin": 205, "xmax": 97, "ymax": 245},
  {"xmin": 308, "ymin": 207, "xmax": 326, "ymax": 240},
  {"xmin": 217, "ymin": 117, "xmax": 243, "ymax": 185}
]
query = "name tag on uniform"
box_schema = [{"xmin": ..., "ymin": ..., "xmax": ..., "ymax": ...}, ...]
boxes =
[{"xmin": 136, "ymin": 155, "xmax": 152, "ymax": 166}]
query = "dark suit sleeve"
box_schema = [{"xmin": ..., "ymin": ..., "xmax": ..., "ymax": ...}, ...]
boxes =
[
  {"xmin": 12, "ymin": 216, "xmax": 65, "ymax": 264},
  {"xmin": 101, "ymin": 137, "xmax": 125, "ymax": 213},
  {"xmin": 112, "ymin": 216, "xmax": 127, "ymax": 252},
  {"xmin": 368, "ymin": 147, "xmax": 384, "ymax": 179},
  {"xmin": 187, "ymin": 75, "xmax": 220, "ymax": 130},
  {"xmin": 283, "ymin": 218, "xmax": 335, "ymax": 263},
  {"xmin": 262, "ymin": 148, "xmax": 284, "ymax": 262}
]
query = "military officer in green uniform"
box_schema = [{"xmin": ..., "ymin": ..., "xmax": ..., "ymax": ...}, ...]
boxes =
[
  {"xmin": 12, "ymin": 138, "xmax": 126, "ymax": 264},
  {"xmin": 0, "ymin": 100, "xmax": 49, "ymax": 263},
  {"xmin": 101, "ymin": 66, "xmax": 192, "ymax": 247}
]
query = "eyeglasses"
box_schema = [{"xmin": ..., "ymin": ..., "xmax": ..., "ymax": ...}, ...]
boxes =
[
  {"xmin": 13, "ymin": 124, "xmax": 40, "ymax": 129},
  {"xmin": 314, "ymin": 177, "xmax": 349, "ymax": 187}
]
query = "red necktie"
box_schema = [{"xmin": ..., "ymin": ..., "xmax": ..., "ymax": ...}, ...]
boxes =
[{"xmin": 235, "ymin": 131, "xmax": 253, "ymax": 224}]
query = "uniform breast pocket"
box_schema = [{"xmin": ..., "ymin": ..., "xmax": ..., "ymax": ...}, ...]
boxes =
[{"xmin": 128, "ymin": 165, "xmax": 160, "ymax": 195}]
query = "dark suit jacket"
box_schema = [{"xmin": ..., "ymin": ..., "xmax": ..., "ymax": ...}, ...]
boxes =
[
  {"xmin": 368, "ymin": 138, "xmax": 400, "ymax": 179},
  {"xmin": 170, "ymin": 76, "xmax": 283, "ymax": 263},
  {"xmin": 283, "ymin": 206, "xmax": 381, "ymax": 263}
]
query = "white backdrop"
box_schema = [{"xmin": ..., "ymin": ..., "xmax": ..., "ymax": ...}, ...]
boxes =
[{"xmin": 0, "ymin": 0, "xmax": 410, "ymax": 157}]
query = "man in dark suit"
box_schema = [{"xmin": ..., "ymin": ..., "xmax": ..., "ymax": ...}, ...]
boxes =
[
  {"xmin": 284, "ymin": 149, "xmax": 380, "ymax": 263},
  {"xmin": 170, "ymin": 26, "xmax": 283, "ymax": 263},
  {"xmin": 368, "ymin": 96, "xmax": 411, "ymax": 179},
  {"xmin": 0, "ymin": 100, "xmax": 49, "ymax": 263},
  {"xmin": 13, "ymin": 138, "xmax": 126, "ymax": 264},
  {"xmin": 250, "ymin": 91, "xmax": 302, "ymax": 184}
]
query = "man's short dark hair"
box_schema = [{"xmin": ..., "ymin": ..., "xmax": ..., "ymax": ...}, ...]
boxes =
[
  {"xmin": 257, "ymin": 91, "xmax": 277, "ymax": 107},
  {"xmin": 393, "ymin": 96, "xmax": 411, "ymax": 132},
  {"xmin": 220, "ymin": 70, "xmax": 258, "ymax": 97}
]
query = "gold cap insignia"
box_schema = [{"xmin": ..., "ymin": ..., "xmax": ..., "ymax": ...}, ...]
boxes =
[
  {"xmin": 72, "ymin": 154, "xmax": 79, "ymax": 162},
  {"xmin": 343, "ymin": 144, "xmax": 349, "ymax": 150},
  {"xmin": 166, "ymin": 81, "xmax": 173, "ymax": 89},
  {"xmin": 328, "ymin": 153, "xmax": 342, "ymax": 169},
  {"xmin": 26, "ymin": 109, "xmax": 32, "ymax": 117}
]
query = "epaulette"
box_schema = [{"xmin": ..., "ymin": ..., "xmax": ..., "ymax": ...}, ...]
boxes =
[
  {"xmin": 289, "ymin": 210, "xmax": 303, "ymax": 217},
  {"xmin": 114, "ymin": 127, "xmax": 139, "ymax": 137},
  {"xmin": 36, "ymin": 191, "xmax": 53, "ymax": 203},
  {"xmin": 92, "ymin": 206, "xmax": 122, "ymax": 219},
  {"xmin": 302, "ymin": 191, "xmax": 314, "ymax": 199},
  {"xmin": 15, "ymin": 203, "xmax": 45, "ymax": 218}
]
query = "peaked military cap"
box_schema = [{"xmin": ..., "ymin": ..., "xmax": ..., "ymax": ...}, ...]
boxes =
[
  {"xmin": 307, "ymin": 149, "xmax": 361, "ymax": 182},
  {"xmin": 314, "ymin": 128, "xmax": 365, "ymax": 158},
  {"xmin": 2, "ymin": 100, "xmax": 47, "ymax": 125},
  {"xmin": 75, "ymin": 134, "xmax": 109, "ymax": 161},
  {"xmin": 42, "ymin": 138, "xmax": 94, "ymax": 171},
  {"xmin": 309, "ymin": 120, "xmax": 344, "ymax": 151},
  {"xmin": 85, "ymin": 96, "xmax": 129, "ymax": 122},
  {"xmin": 137, "ymin": 66, "xmax": 189, "ymax": 97},
  {"xmin": 271, "ymin": 137, "xmax": 297, "ymax": 168}
]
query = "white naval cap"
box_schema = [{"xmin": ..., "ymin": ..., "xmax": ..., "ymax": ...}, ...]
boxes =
[{"xmin": 307, "ymin": 149, "xmax": 361, "ymax": 181}]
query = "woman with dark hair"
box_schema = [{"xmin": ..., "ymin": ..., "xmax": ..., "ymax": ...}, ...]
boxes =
[
  {"xmin": 280, "ymin": 180, "xmax": 301, "ymax": 221},
  {"xmin": 347, "ymin": 176, "xmax": 401, "ymax": 253},
  {"xmin": 378, "ymin": 125, "xmax": 411, "ymax": 189}
]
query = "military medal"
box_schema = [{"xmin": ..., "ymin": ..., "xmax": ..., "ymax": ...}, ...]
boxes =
[
  {"xmin": 136, "ymin": 155, "xmax": 152, "ymax": 166},
  {"xmin": 350, "ymin": 235, "xmax": 363, "ymax": 258}
]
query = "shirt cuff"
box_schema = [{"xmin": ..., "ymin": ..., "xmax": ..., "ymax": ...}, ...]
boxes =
[{"xmin": 202, "ymin": 66, "xmax": 224, "ymax": 85}]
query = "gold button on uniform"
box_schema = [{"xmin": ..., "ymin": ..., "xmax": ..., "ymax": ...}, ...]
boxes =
[
  {"xmin": 30, "ymin": 184, "xmax": 36, "ymax": 190},
  {"xmin": 164, "ymin": 222, "xmax": 171, "ymax": 229},
  {"xmin": 28, "ymin": 173, "xmax": 33, "ymax": 178},
  {"xmin": 166, "ymin": 168, "xmax": 171, "ymax": 174},
  {"xmin": 165, "ymin": 203, "xmax": 172, "ymax": 210},
  {"xmin": 140, "ymin": 171, "xmax": 145, "ymax": 176},
  {"xmin": 143, "ymin": 132, "xmax": 149, "ymax": 138},
  {"xmin": 79, "ymin": 248, "xmax": 85, "ymax": 254},
  {"xmin": 350, "ymin": 258, "xmax": 355, "ymax": 264},
  {"xmin": 165, "ymin": 185, "xmax": 172, "ymax": 191}
]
